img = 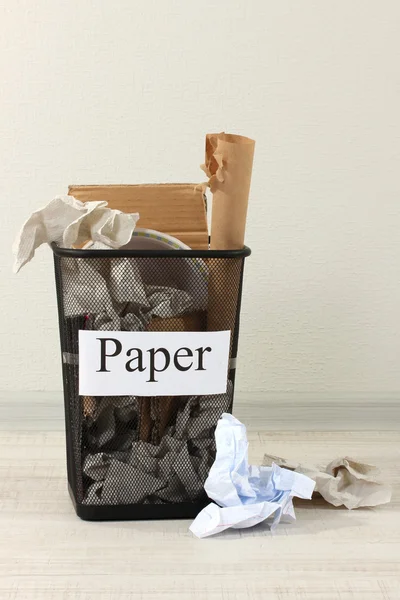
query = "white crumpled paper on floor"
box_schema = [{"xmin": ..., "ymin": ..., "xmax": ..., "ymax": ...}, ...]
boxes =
[
  {"xmin": 189, "ymin": 414, "xmax": 315, "ymax": 538},
  {"xmin": 13, "ymin": 195, "xmax": 139, "ymax": 272}
]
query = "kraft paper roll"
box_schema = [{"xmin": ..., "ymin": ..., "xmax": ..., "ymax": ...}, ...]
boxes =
[
  {"xmin": 202, "ymin": 133, "xmax": 255, "ymax": 251},
  {"xmin": 202, "ymin": 133, "xmax": 254, "ymax": 333}
]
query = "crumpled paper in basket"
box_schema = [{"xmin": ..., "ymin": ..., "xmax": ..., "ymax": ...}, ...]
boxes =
[
  {"xmin": 63, "ymin": 258, "xmax": 200, "ymax": 331},
  {"xmin": 82, "ymin": 385, "xmax": 234, "ymax": 505},
  {"xmin": 189, "ymin": 414, "xmax": 315, "ymax": 538},
  {"xmin": 263, "ymin": 454, "xmax": 392, "ymax": 509},
  {"xmin": 13, "ymin": 195, "xmax": 139, "ymax": 272}
]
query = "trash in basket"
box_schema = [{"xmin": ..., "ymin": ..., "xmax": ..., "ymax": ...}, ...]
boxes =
[
  {"xmin": 53, "ymin": 245, "xmax": 249, "ymax": 519},
  {"xmin": 13, "ymin": 132, "xmax": 255, "ymax": 520}
]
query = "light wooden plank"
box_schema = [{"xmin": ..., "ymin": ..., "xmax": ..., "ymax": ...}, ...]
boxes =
[{"xmin": 0, "ymin": 393, "xmax": 399, "ymax": 599}]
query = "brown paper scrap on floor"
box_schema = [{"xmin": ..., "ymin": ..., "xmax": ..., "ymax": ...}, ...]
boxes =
[{"xmin": 263, "ymin": 454, "xmax": 392, "ymax": 509}]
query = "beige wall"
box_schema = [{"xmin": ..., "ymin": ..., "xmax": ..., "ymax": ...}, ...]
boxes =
[{"xmin": 1, "ymin": 1, "xmax": 400, "ymax": 392}]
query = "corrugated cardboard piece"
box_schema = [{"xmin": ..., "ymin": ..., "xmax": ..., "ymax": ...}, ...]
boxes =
[{"xmin": 68, "ymin": 184, "xmax": 208, "ymax": 250}]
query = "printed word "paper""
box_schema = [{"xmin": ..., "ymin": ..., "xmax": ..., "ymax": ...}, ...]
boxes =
[{"xmin": 79, "ymin": 330, "xmax": 231, "ymax": 397}]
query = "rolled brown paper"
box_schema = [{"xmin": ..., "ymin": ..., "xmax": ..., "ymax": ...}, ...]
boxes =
[
  {"xmin": 82, "ymin": 396, "xmax": 96, "ymax": 417},
  {"xmin": 147, "ymin": 311, "xmax": 207, "ymax": 333},
  {"xmin": 150, "ymin": 397, "xmax": 183, "ymax": 444},
  {"xmin": 140, "ymin": 311, "xmax": 207, "ymax": 441},
  {"xmin": 203, "ymin": 133, "xmax": 255, "ymax": 333},
  {"xmin": 138, "ymin": 398, "xmax": 153, "ymax": 442},
  {"xmin": 202, "ymin": 133, "xmax": 255, "ymax": 250}
]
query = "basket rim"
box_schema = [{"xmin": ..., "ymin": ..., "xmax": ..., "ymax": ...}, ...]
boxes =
[{"xmin": 51, "ymin": 242, "xmax": 251, "ymax": 259}]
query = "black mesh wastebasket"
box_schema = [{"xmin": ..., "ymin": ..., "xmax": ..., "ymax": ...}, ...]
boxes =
[{"xmin": 52, "ymin": 243, "xmax": 250, "ymax": 520}]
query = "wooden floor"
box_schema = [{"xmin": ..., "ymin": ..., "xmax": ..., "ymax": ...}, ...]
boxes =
[{"xmin": 0, "ymin": 392, "xmax": 399, "ymax": 599}]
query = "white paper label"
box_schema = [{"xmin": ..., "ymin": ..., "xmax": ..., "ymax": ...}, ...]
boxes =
[{"xmin": 78, "ymin": 330, "xmax": 231, "ymax": 397}]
